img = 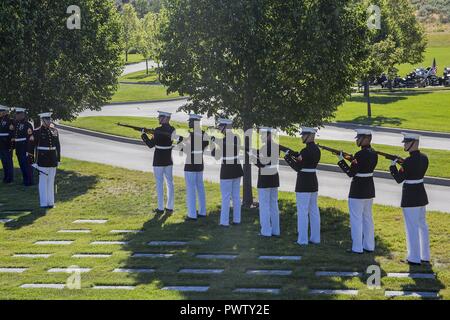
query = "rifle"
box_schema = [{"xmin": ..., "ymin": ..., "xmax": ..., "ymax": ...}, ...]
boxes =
[
  {"xmin": 375, "ymin": 150, "xmax": 405, "ymax": 164},
  {"xmin": 279, "ymin": 145, "xmax": 300, "ymax": 157},
  {"xmin": 117, "ymin": 123, "xmax": 175, "ymax": 138},
  {"xmin": 317, "ymin": 144, "xmax": 354, "ymax": 161}
]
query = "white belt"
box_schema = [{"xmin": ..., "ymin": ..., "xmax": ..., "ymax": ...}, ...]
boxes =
[
  {"xmin": 263, "ymin": 165, "xmax": 279, "ymax": 170},
  {"xmin": 37, "ymin": 147, "xmax": 56, "ymax": 151},
  {"xmin": 301, "ymin": 169, "xmax": 317, "ymax": 173},
  {"xmin": 191, "ymin": 151, "xmax": 203, "ymax": 154},
  {"xmin": 14, "ymin": 138, "xmax": 26, "ymax": 142},
  {"xmin": 356, "ymin": 173, "xmax": 374, "ymax": 178},
  {"xmin": 404, "ymin": 179, "xmax": 424, "ymax": 184},
  {"xmin": 155, "ymin": 145, "xmax": 173, "ymax": 150},
  {"xmin": 0, "ymin": 133, "xmax": 9, "ymax": 137},
  {"xmin": 222, "ymin": 156, "xmax": 239, "ymax": 161}
]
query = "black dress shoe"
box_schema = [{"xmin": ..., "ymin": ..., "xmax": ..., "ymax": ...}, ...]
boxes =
[
  {"xmin": 363, "ymin": 249, "xmax": 374, "ymax": 253},
  {"xmin": 198, "ymin": 214, "xmax": 207, "ymax": 218},
  {"xmin": 231, "ymin": 222, "xmax": 240, "ymax": 225},
  {"xmin": 309, "ymin": 241, "xmax": 320, "ymax": 245},
  {"xmin": 153, "ymin": 209, "xmax": 165, "ymax": 214},
  {"xmin": 421, "ymin": 260, "xmax": 431, "ymax": 265},
  {"xmin": 346, "ymin": 249, "xmax": 363, "ymax": 255},
  {"xmin": 165, "ymin": 208, "xmax": 174, "ymax": 214},
  {"xmin": 401, "ymin": 259, "xmax": 421, "ymax": 266},
  {"xmin": 185, "ymin": 217, "xmax": 197, "ymax": 222}
]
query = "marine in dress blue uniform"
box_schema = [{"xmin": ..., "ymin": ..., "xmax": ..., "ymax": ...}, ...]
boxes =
[
  {"xmin": 179, "ymin": 114, "xmax": 209, "ymax": 220},
  {"xmin": 28, "ymin": 113, "xmax": 61, "ymax": 208},
  {"xmin": 284, "ymin": 127, "xmax": 321, "ymax": 245},
  {"xmin": 212, "ymin": 119, "xmax": 244, "ymax": 227},
  {"xmin": 141, "ymin": 111, "xmax": 176, "ymax": 214},
  {"xmin": 390, "ymin": 133, "xmax": 430, "ymax": 266},
  {"xmin": 251, "ymin": 127, "xmax": 280, "ymax": 237},
  {"xmin": 0, "ymin": 105, "xmax": 14, "ymax": 184},
  {"xmin": 12, "ymin": 108, "xmax": 34, "ymax": 186},
  {"xmin": 337, "ymin": 129, "xmax": 378, "ymax": 254}
]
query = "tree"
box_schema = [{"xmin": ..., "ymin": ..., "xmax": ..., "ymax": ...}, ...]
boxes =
[
  {"xmin": 133, "ymin": 0, "xmax": 150, "ymax": 18},
  {"xmin": 362, "ymin": 0, "xmax": 427, "ymax": 118},
  {"xmin": 136, "ymin": 10, "xmax": 166, "ymax": 76},
  {"xmin": 0, "ymin": 0, "xmax": 123, "ymax": 121},
  {"xmin": 159, "ymin": 0, "xmax": 369, "ymax": 206},
  {"xmin": 122, "ymin": 3, "xmax": 140, "ymax": 62}
]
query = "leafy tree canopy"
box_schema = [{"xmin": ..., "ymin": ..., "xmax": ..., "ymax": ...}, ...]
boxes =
[
  {"xmin": 0, "ymin": 0, "xmax": 123, "ymax": 121},
  {"xmin": 159, "ymin": 0, "xmax": 369, "ymax": 134}
]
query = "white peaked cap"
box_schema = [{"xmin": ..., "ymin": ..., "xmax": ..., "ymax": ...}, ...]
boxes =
[
  {"xmin": 158, "ymin": 111, "xmax": 172, "ymax": 117},
  {"xmin": 189, "ymin": 114, "xmax": 202, "ymax": 120},
  {"xmin": 354, "ymin": 129, "xmax": 372, "ymax": 136},
  {"xmin": 39, "ymin": 112, "xmax": 53, "ymax": 118},
  {"xmin": 301, "ymin": 127, "xmax": 318, "ymax": 134},
  {"xmin": 402, "ymin": 132, "xmax": 420, "ymax": 142},
  {"xmin": 15, "ymin": 107, "xmax": 27, "ymax": 113},
  {"xmin": 218, "ymin": 118, "xmax": 233, "ymax": 125},
  {"xmin": 0, "ymin": 104, "xmax": 9, "ymax": 111}
]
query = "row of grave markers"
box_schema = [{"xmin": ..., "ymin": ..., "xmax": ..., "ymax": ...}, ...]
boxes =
[{"xmin": 1, "ymin": 217, "xmax": 441, "ymax": 298}]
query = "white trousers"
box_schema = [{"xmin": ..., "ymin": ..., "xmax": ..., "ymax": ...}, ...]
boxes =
[
  {"xmin": 38, "ymin": 167, "xmax": 56, "ymax": 208},
  {"xmin": 403, "ymin": 206, "xmax": 430, "ymax": 263},
  {"xmin": 185, "ymin": 171, "xmax": 206, "ymax": 219},
  {"xmin": 154, "ymin": 166, "xmax": 174, "ymax": 211},
  {"xmin": 258, "ymin": 188, "xmax": 280, "ymax": 237},
  {"xmin": 348, "ymin": 198, "xmax": 375, "ymax": 253},
  {"xmin": 296, "ymin": 192, "xmax": 321, "ymax": 245},
  {"xmin": 220, "ymin": 178, "xmax": 241, "ymax": 226}
]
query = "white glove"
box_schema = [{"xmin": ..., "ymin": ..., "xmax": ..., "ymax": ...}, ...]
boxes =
[
  {"xmin": 338, "ymin": 152, "xmax": 344, "ymax": 161},
  {"xmin": 31, "ymin": 163, "xmax": 38, "ymax": 169},
  {"xmin": 57, "ymin": 162, "xmax": 61, "ymax": 167},
  {"xmin": 391, "ymin": 159, "xmax": 398, "ymax": 166},
  {"xmin": 141, "ymin": 129, "xmax": 146, "ymax": 134}
]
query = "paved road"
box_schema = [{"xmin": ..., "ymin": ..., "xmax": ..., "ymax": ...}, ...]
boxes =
[
  {"xmin": 78, "ymin": 100, "xmax": 450, "ymax": 151},
  {"xmin": 123, "ymin": 61, "xmax": 157, "ymax": 76},
  {"xmin": 59, "ymin": 129, "xmax": 450, "ymax": 213}
]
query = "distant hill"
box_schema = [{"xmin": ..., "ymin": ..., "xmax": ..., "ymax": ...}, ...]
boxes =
[{"xmin": 411, "ymin": 0, "xmax": 450, "ymax": 24}]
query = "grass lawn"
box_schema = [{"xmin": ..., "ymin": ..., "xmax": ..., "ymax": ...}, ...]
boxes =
[
  {"xmin": 119, "ymin": 69, "xmax": 160, "ymax": 84},
  {"xmin": 111, "ymin": 84, "xmax": 181, "ymax": 103},
  {"xmin": 60, "ymin": 117, "xmax": 450, "ymax": 180},
  {"xmin": 0, "ymin": 159, "xmax": 448, "ymax": 300},
  {"xmin": 396, "ymin": 33, "xmax": 450, "ymax": 76},
  {"xmin": 335, "ymin": 90, "xmax": 450, "ymax": 133},
  {"xmin": 122, "ymin": 53, "xmax": 146, "ymax": 65}
]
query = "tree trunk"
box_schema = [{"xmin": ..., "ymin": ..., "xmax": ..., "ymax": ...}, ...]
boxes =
[
  {"xmin": 364, "ymin": 81, "xmax": 372, "ymax": 119},
  {"xmin": 146, "ymin": 59, "xmax": 149, "ymax": 75},
  {"xmin": 242, "ymin": 120, "xmax": 253, "ymax": 208},
  {"xmin": 157, "ymin": 61, "xmax": 161, "ymax": 83},
  {"xmin": 125, "ymin": 50, "xmax": 128, "ymax": 62}
]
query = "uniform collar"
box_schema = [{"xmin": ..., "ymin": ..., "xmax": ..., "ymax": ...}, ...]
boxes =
[
  {"xmin": 410, "ymin": 150, "xmax": 420, "ymax": 155},
  {"xmin": 361, "ymin": 145, "xmax": 371, "ymax": 150}
]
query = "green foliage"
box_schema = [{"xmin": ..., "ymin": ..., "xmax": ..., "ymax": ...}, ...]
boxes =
[
  {"xmin": 159, "ymin": 0, "xmax": 369, "ymax": 132},
  {"xmin": 363, "ymin": 0, "xmax": 427, "ymax": 78},
  {"xmin": 135, "ymin": 11, "xmax": 166, "ymax": 65},
  {"xmin": 121, "ymin": 3, "xmax": 140, "ymax": 58},
  {"xmin": 0, "ymin": 0, "xmax": 123, "ymax": 121},
  {"xmin": 411, "ymin": 0, "xmax": 450, "ymax": 24}
]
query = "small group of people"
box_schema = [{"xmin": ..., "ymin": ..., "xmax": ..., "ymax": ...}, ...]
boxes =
[
  {"xmin": 141, "ymin": 111, "xmax": 431, "ymax": 266},
  {"xmin": 0, "ymin": 105, "xmax": 60, "ymax": 209}
]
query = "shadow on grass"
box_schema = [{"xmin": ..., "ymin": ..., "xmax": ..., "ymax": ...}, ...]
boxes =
[
  {"xmin": 1, "ymin": 167, "xmax": 98, "ymax": 230},
  {"xmin": 349, "ymin": 91, "xmax": 432, "ymax": 105},
  {"xmin": 337, "ymin": 116, "xmax": 406, "ymax": 127},
  {"xmin": 114, "ymin": 196, "xmax": 444, "ymax": 300}
]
